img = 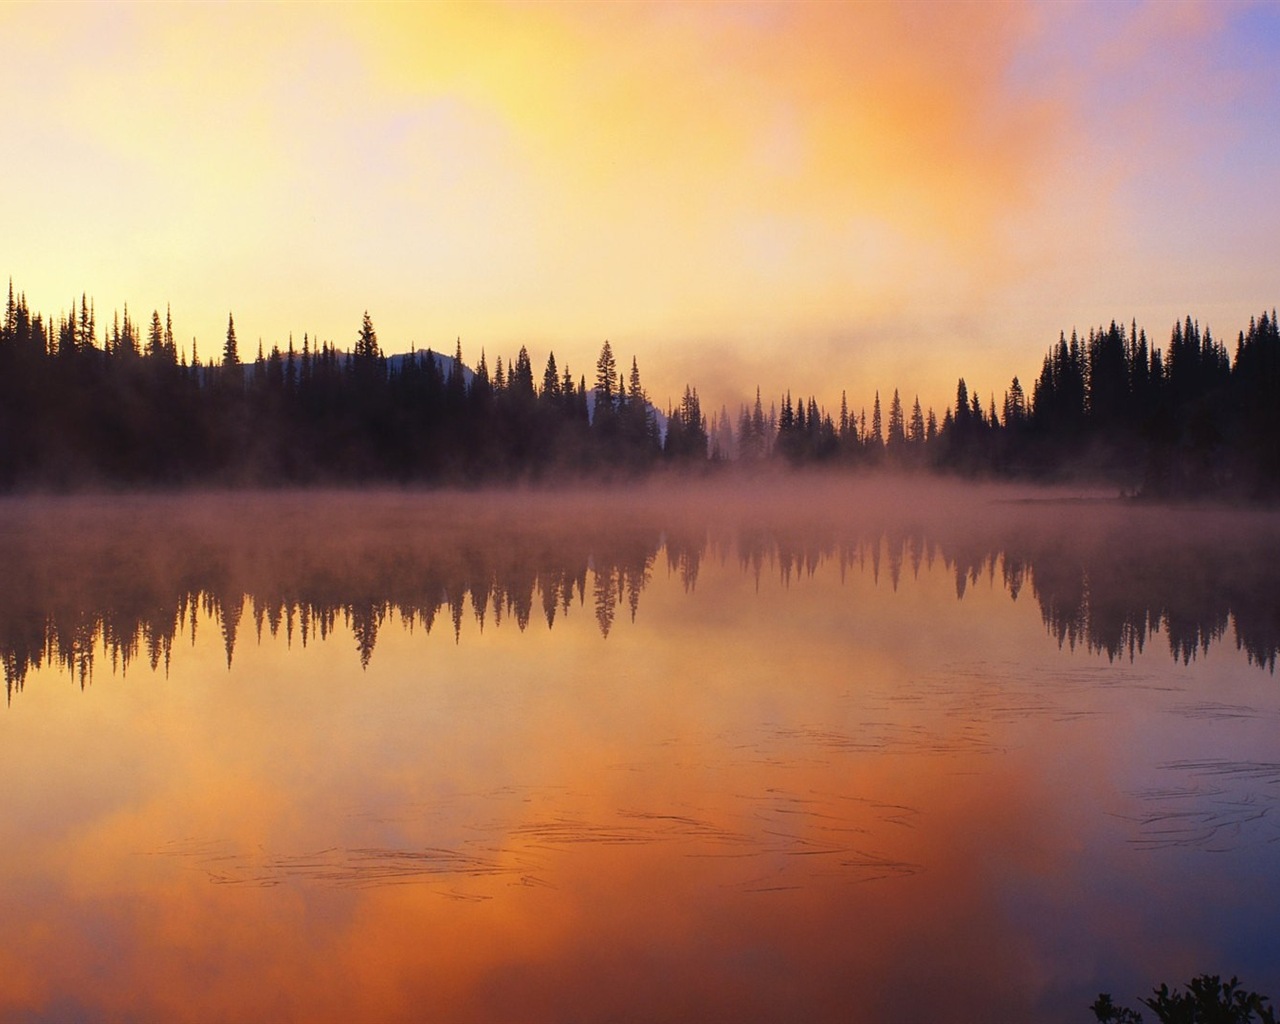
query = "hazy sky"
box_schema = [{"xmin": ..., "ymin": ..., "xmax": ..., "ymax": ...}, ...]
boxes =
[{"xmin": 3, "ymin": 1, "xmax": 1279, "ymax": 419}]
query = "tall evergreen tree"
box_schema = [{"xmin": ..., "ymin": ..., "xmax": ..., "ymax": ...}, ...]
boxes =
[
  {"xmin": 909, "ymin": 396, "xmax": 925, "ymax": 445},
  {"xmin": 223, "ymin": 313, "xmax": 240, "ymax": 367},
  {"xmin": 354, "ymin": 311, "xmax": 380, "ymax": 362},
  {"xmin": 542, "ymin": 352, "xmax": 561, "ymax": 401},
  {"xmin": 594, "ymin": 339, "xmax": 617, "ymax": 415},
  {"xmin": 147, "ymin": 311, "xmax": 164, "ymax": 360},
  {"xmin": 886, "ymin": 389, "xmax": 905, "ymax": 450}
]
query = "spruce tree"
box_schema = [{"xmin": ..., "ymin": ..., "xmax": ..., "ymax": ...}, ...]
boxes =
[
  {"xmin": 223, "ymin": 313, "xmax": 240, "ymax": 367},
  {"xmin": 887, "ymin": 389, "xmax": 905, "ymax": 449},
  {"xmin": 909, "ymin": 396, "xmax": 925, "ymax": 444},
  {"xmin": 354, "ymin": 311, "xmax": 380, "ymax": 362},
  {"xmin": 147, "ymin": 311, "xmax": 164, "ymax": 360},
  {"xmin": 542, "ymin": 353, "xmax": 561, "ymax": 401},
  {"xmin": 594, "ymin": 340, "xmax": 617, "ymax": 412}
]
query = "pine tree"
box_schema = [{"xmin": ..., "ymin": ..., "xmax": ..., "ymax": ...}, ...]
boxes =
[
  {"xmin": 1003, "ymin": 376, "xmax": 1026, "ymax": 428},
  {"xmin": 118, "ymin": 304, "xmax": 139, "ymax": 357},
  {"xmin": 78, "ymin": 295, "xmax": 94, "ymax": 351},
  {"xmin": 446, "ymin": 338, "xmax": 467, "ymax": 410},
  {"xmin": 223, "ymin": 313, "xmax": 240, "ymax": 367},
  {"xmin": 511, "ymin": 346, "xmax": 535, "ymax": 399},
  {"xmin": 664, "ymin": 385, "xmax": 707, "ymax": 461},
  {"xmin": 621, "ymin": 355, "xmax": 658, "ymax": 461},
  {"xmin": 628, "ymin": 356, "xmax": 644, "ymax": 408},
  {"xmin": 594, "ymin": 339, "xmax": 617, "ymax": 412},
  {"xmin": 886, "ymin": 389, "xmax": 905, "ymax": 449},
  {"xmin": 542, "ymin": 353, "xmax": 561, "ymax": 401},
  {"xmin": 164, "ymin": 305, "xmax": 175, "ymax": 359},
  {"xmin": 147, "ymin": 310, "xmax": 164, "ymax": 359},
  {"xmin": 752, "ymin": 388, "xmax": 766, "ymax": 454},
  {"xmin": 471, "ymin": 350, "xmax": 491, "ymax": 407},
  {"xmin": 354, "ymin": 311, "xmax": 380, "ymax": 362},
  {"xmin": 3, "ymin": 279, "xmax": 14, "ymax": 337}
]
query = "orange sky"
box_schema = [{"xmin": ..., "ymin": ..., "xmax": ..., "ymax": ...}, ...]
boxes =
[{"xmin": 3, "ymin": 1, "xmax": 1279, "ymax": 419}]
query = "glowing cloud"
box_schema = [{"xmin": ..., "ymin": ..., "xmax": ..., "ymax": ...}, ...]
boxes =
[{"xmin": 1, "ymin": 1, "xmax": 1278, "ymax": 417}]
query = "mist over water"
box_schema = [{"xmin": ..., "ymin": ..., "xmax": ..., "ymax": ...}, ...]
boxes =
[
  {"xmin": 1, "ymin": 480, "xmax": 1278, "ymax": 1022},
  {"xmin": 3, "ymin": 479, "xmax": 1276, "ymax": 689}
]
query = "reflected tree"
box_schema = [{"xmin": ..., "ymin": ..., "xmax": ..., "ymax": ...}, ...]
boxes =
[{"xmin": 1, "ymin": 494, "xmax": 1277, "ymax": 692}]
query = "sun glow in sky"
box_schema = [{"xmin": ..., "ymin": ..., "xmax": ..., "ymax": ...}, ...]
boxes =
[{"xmin": 3, "ymin": 0, "xmax": 1279, "ymax": 418}]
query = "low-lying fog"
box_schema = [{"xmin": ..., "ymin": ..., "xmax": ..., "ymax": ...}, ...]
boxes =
[{"xmin": 2, "ymin": 477, "xmax": 1277, "ymax": 686}]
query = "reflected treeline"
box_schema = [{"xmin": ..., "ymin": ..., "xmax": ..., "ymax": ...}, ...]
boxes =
[
  {"xmin": 2, "ymin": 489, "xmax": 1277, "ymax": 697},
  {"xmin": 0, "ymin": 492, "xmax": 711, "ymax": 696},
  {"xmin": 921, "ymin": 510, "xmax": 1279, "ymax": 670},
  {"xmin": 730, "ymin": 504, "xmax": 1279, "ymax": 672}
]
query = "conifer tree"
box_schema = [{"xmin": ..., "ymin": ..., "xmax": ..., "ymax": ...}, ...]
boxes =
[
  {"xmin": 78, "ymin": 295, "xmax": 94, "ymax": 351},
  {"xmin": 116, "ymin": 304, "xmax": 139, "ymax": 357},
  {"xmin": 909, "ymin": 396, "xmax": 925, "ymax": 445},
  {"xmin": 446, "ymin": 338, "xmax": 467, "ymax": 410},
  {"xmin": 628, "ymin": 356, "xmax": 643, "ymax": 408},
  {"xmin": 752, "ymin": 388, "xmax": 766, "ymax": 455},
  {"xmin": 1003, "ymin": 377, "xmax": 1026, "ymax": 428},
  {"xmin": 511, "ymin": 346, "xmax": 535, "ymax": 399},
  {"xmin": 147, "ymin": 311, "xmax": 164, "ymax": 359},
  {"xmin": 594, "ymin": 340, "xmax": 617, "ymax": 413},
  {"xmin": 354, "ymin": 311, "xmax": 380, "ymax": 362},
  {"xmin": 542, "ymin": 353, "xmax": 561, "ymax": 401},
  {"xmin": 887, "ymin": 389, "xmax": 905, "ymax": 449},
  {"xmin": 223, "ymin": 313, "xmax": 240, "ymax": 367}
]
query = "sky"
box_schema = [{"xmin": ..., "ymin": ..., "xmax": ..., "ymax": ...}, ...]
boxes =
[{"xmin": 3, "ymin": 0, "xmax": 1280, "ymax": 421}]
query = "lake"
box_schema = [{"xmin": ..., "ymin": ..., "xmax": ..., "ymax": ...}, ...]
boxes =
[{"xmin": 2, "ymin": 480, "xmax": 1278, "ymax": 1023}]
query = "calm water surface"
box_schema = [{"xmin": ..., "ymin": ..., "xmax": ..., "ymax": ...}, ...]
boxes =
[{"xmin": 2, "ymin": 481, "xmax": 1278, "ymax": 1023}]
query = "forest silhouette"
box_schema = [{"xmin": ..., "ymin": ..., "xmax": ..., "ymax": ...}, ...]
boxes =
[
  {"xmin": 1, "ymin": 283, "xmax": 1278, "ymax": 496},
  {"xmin": 3, "ymin": 487, "xmax": 1276, "ymax": 698}
]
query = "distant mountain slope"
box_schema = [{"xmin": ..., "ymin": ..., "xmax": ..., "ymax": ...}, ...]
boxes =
[{"xmin": 388, "ymin": 349, "xmax": 474, "ymax": 387}]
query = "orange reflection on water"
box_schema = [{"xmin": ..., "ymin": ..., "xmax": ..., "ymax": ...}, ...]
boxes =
[{"xmin": 2, "ymin": 489, "xmax": 1278, "ymax": 1022}]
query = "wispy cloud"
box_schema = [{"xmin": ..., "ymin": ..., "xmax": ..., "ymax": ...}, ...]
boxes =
[{"xmin": 1, "ymin": 1, "xmax": 1276, "ymax": 415}]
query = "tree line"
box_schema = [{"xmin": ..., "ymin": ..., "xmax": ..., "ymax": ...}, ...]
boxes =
[
  {"xmin": 741, "ymin": 314, "xmax": 1278, "ymax": 498},
  {"xmin": 1, "ymin": 281, "xmax": 1276, "ymax": 495}
]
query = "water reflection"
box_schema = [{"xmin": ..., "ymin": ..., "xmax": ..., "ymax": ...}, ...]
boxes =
[
  {"xmin": 2, "ymin": 483, "xmax": 1279, "ymax": 1023},
  {"xmin": 2, "ymin": 487, "xmax": 1276, "ymax": 697}
]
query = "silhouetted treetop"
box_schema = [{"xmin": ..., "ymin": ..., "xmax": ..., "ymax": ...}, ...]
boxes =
[{"xmin": 1, "ymin": 279, "xmax": 1277, "ymax": 494}]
